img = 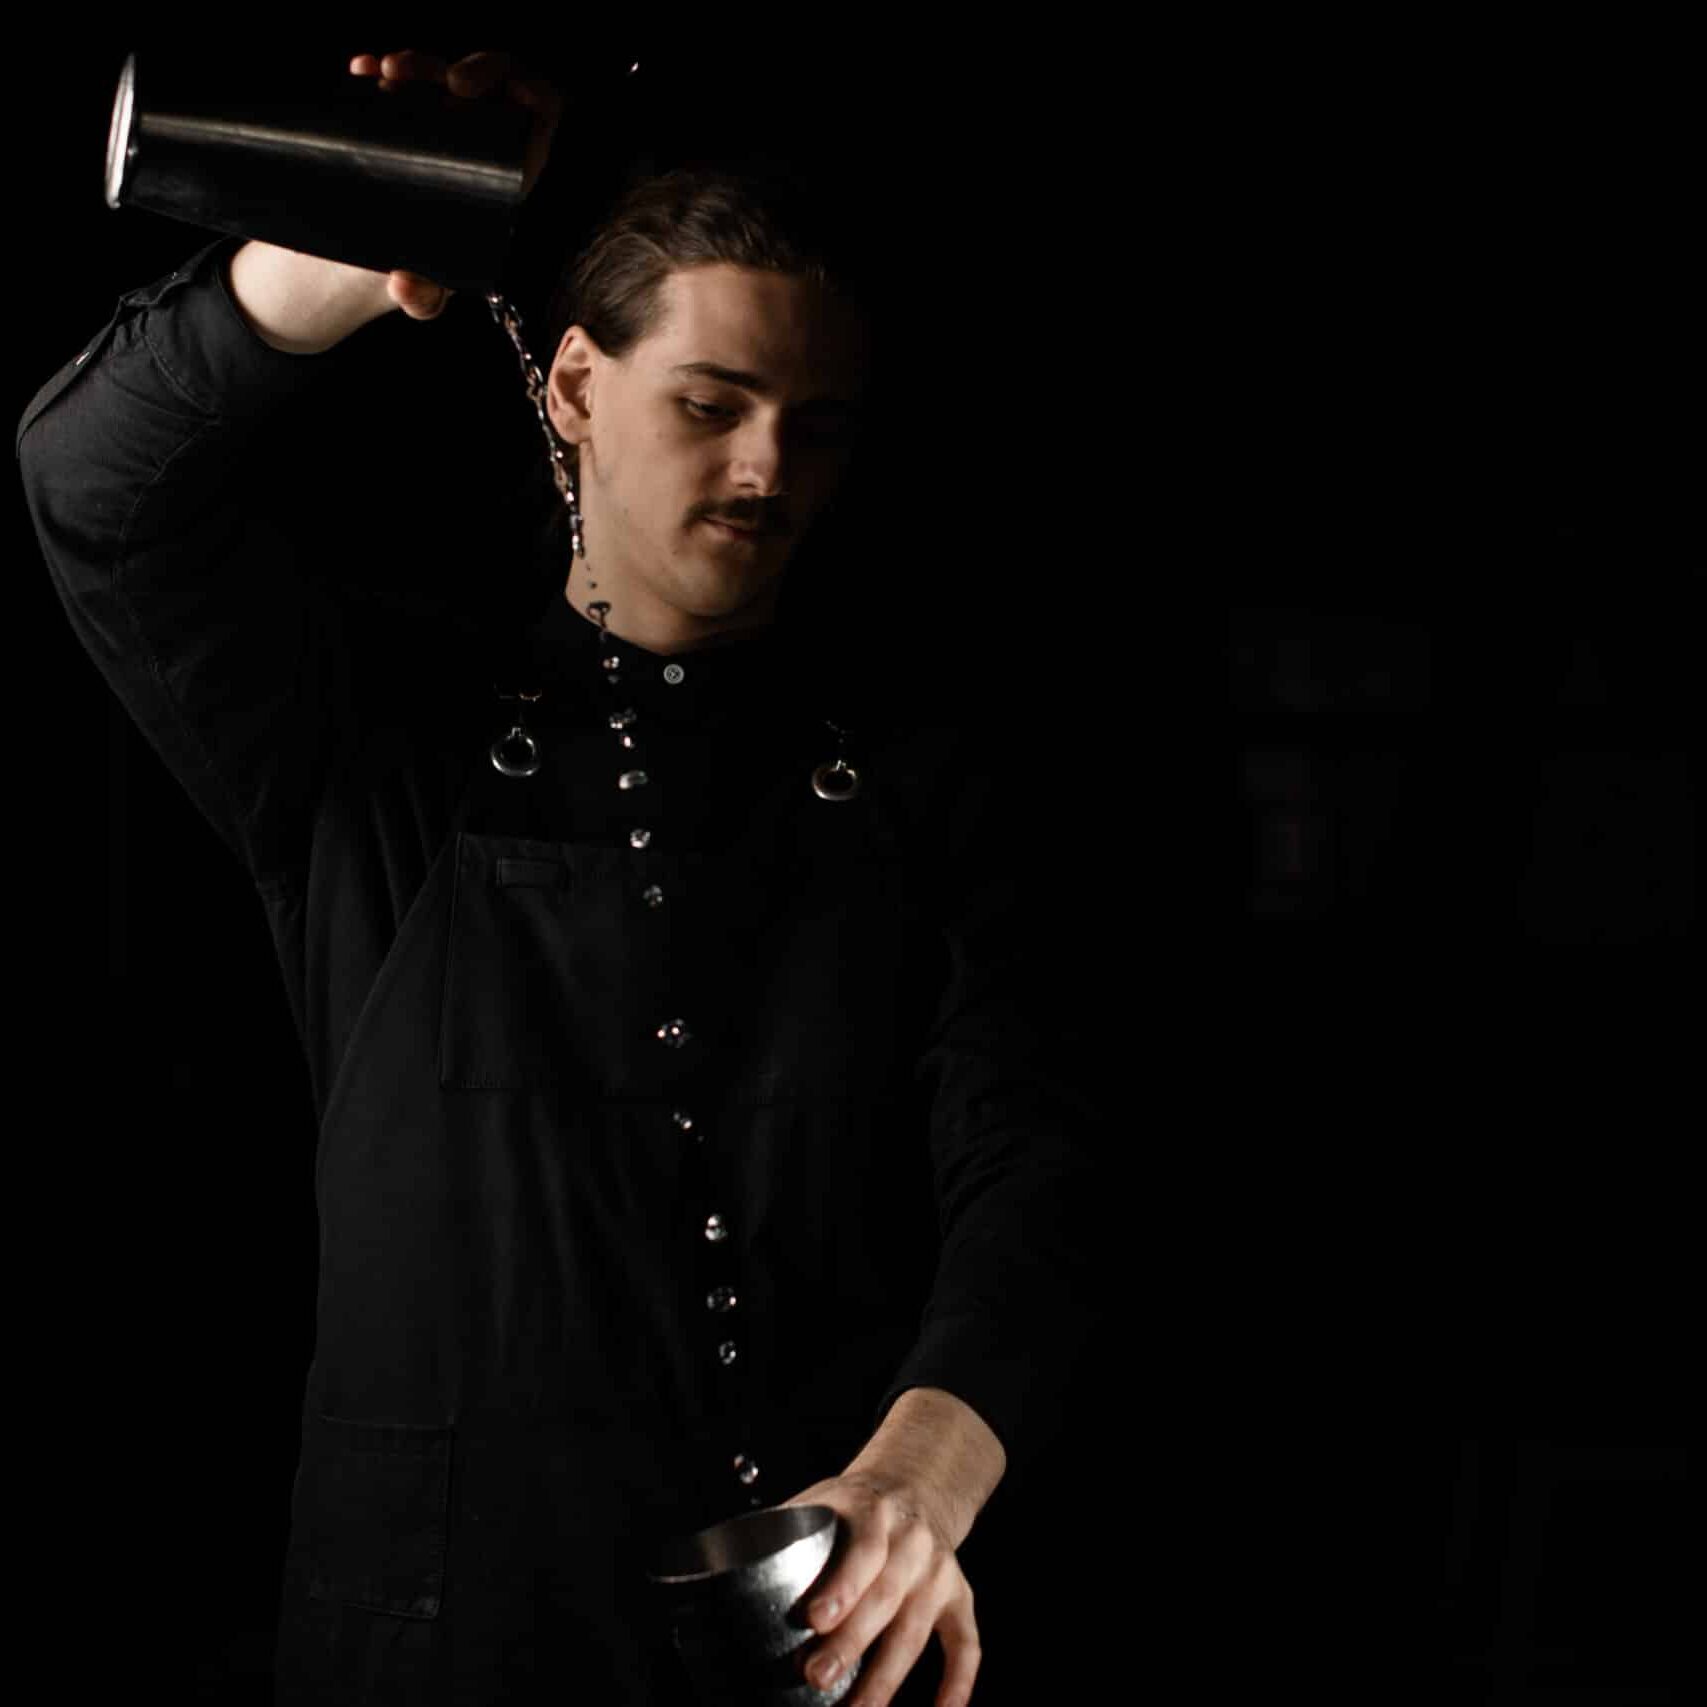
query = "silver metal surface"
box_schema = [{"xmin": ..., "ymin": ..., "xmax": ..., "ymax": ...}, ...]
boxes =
[
  {"xmin": 811, "ymin": 759, "xmax": 861, "ymax": 801},
  {"xmin": 646, "ymin": 1505, "xmax": 858, "ymax": 1705},
  {"xmin": 489, "ymin": 728, "xmax": 539, "ymax": 778}
]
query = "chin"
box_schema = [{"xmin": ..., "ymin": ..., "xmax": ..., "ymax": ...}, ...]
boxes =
[{"xmin": 672, "ymin": 545, "xmax": 786, "ymax": 600}]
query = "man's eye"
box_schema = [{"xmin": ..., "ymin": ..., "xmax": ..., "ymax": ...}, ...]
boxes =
[{"xmin": 682, "ymin": 398, "xmax": 856, "ymax": 446}]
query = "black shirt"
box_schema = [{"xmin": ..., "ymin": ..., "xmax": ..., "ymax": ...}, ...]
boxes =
[{"xmin": 18, "ymin": 232, "xmax": 1103, "ymax": 1702}]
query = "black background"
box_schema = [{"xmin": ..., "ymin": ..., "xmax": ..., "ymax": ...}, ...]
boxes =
[{"xmin": 10, "ymin": 26, "xmax": 1692, "ymax": 1704}]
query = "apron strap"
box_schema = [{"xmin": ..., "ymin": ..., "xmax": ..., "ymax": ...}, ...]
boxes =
[{"xmin": 448, "ymin": 624, "xmax": 557, "ymax": 843}]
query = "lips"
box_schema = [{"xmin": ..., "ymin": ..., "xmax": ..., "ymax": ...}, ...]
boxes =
[{"xmin": 704, "ymin": 518, "xmax": 765, "ymax": 543}]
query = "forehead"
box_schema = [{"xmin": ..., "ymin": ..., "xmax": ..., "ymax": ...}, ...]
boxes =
[{"xmin": 649, "ymin": 263, "xmax": 870, "ymax": 396}]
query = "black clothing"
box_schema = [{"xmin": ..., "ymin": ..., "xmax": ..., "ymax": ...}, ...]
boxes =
[{"xmin": 18, "ymin": 234, "xmax": 1101, "ymax": 1702}]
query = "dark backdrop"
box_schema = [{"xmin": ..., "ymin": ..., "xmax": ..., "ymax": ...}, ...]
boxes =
[
  {"xmin": 11, "ymin": 27, "xmax": 1691, "ymax": 1705},
  {"xmin": 1210, "ymin": 23, "xmax": 1693, "ymax": 1703}
]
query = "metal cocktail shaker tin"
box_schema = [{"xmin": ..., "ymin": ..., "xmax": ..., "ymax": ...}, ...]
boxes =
[
  {"xmin": 104, "ymin": 51, "xmax": 533, "ymax": 291},
  {"xmin": 647, "ymin": 1504, "xmax": 860, "ymax": 1706}
]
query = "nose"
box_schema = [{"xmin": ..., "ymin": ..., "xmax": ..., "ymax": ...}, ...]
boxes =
[{"xmin": 721, "ymin": 423, "xmax": 795, "ymax": 516}]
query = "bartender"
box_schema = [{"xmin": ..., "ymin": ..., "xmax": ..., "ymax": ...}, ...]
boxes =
[{"xmin": 18, "ymin": 48, "xmax": 1102, "ymax": 1705}]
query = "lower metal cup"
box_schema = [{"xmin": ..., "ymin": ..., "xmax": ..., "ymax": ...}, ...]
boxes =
[{"xmin": 646, "ymin": 1504, "xmax": 859, "ymax": 1706}]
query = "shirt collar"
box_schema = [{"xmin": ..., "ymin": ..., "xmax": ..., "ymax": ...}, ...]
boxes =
[{"xmin": 525, "ymin": 582, "xmax": 798, "ymax": 717}]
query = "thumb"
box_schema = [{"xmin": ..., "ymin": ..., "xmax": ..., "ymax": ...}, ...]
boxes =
[{"xmin": 390, "ymin": 270, "xmax": 453, "ymax": 319}]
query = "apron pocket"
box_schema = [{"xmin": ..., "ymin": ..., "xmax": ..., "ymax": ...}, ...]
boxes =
[
  {"xmin": 440, "ymin": 831, "xmax": 600, "ymax": 1091},
  {"xmin": 496, "ymin": 855, "xmax": 567, "ymax": 888},
  {"xmin": 301, "ymin": 1414, "xmax": 452, "ymax": 1620}
]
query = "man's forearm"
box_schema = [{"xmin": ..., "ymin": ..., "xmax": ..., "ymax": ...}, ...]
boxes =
[
  {"xmin": 226, "ymin": 240, "xmax": 397, "ymax": 355},
  {"xmin": 841, "ymin": 1386, "xmax": 1008, "ymax": 1551}
]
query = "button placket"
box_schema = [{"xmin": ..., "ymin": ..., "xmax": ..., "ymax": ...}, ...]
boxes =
[
  {"xmin": 587, "ymin": 609, "xmax": 657, "ymax": 886},
  {"xmin": 587, "ymin": 602, "xmax": 750, "ymax": 1497},
  {"xmin": 587, "ymin": 604, "xmax": 684, "ymax": 1036},
  {"xmin": 732, "ymin": 1449, "xmax": 762, "ymax": 1506},
  {"xmin": 700, "ymin": 1184, "xmax": 741, "ymax": 1378}
]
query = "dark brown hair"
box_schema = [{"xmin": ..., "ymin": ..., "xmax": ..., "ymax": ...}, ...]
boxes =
[{"xmin": 541, "ymin": 152, "xmax": 886, "ymax": 461}]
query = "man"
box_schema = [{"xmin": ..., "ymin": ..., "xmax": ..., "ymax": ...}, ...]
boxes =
[{"xmin": 19, "ymin": 49, "xmax": 1099, "ymax": 1705}]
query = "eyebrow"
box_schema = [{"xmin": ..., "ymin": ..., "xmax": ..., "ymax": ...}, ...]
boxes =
[{"xmin": 670, "ymin": 361, "xmax": 861, "ymax": 413}]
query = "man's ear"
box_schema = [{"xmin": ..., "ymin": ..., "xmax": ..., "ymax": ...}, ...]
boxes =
[{"xmin": 545, "ymin": 328, "xmax": 594, "ymax": 446}]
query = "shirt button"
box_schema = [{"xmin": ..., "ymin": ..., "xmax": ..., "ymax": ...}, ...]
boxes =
[
  {"xmin": 707, "ymin": 1285, "xmax": 738, "ymax": 1312},
  {"xmin": 630, "ymin": 828, "xmax": 652, "ymax": 849},
  {"xmin": 642, "ymin": 885, "xmax": 665, "ymax": 908},
  {"xmin": 704, "ymin": 1213, "xmax": 728, "ymax": 1243},
  {"xmin": 717, "ymin": 1341, "xmax": 739, "ymax": 1366},
  {"xmin": 663, "ymin": 663, "xmax": 686, "ymax": 685},
  {"xmin": 733, "ymin": 1454, "xmax": 760, "ymax": 1486},
  {"xmin": 618, "ymin": 769, "xmax": 649, "ymax": 791},
  {"xmin": 657, "ymin": 1018, "xmax": 691, "ymax": 1049}
]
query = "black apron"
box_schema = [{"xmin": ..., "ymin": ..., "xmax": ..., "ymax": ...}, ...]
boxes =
[{"xmin": 271, "ymin": 620, "xmax": 946, "ymax": 1704}]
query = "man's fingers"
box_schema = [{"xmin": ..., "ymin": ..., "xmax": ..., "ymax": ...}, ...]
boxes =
[
  {"xmin": 807, "ymin": 1525, "xmax": 890, "ymax": 1635},
  {"xmin": 508, "ymin": 70, "xmax": 565, "ymax": 125},
  {"xmin": 390, "ymin": 273, "xmax": 449, "ymax": 318},
  {"xmin": 448, "ymin": 51, "xmax": 515, "ymax": 98},
  {"xmin": 381, "ymin": 50, "xmax": 449, "ymax": 83},
  {"xmin": 934, "ymin": 1593, "xmax": 983, "ymax": 1707},
  {"xmin": 450, "ymin": 53, "xmax": 564, "ymax": 143},
  {"xmin": 826, "ymin": 1609, "xmax": 935, "ymax": 1707},
  {"xmin": 806, "ymin": 1530, "xmax": 936, "ymax": 1694}
]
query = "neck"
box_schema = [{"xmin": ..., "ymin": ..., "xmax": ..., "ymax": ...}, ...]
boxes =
[{"xmin": 563, "ymin": 553, "xmax": 780, "ymax": 657}]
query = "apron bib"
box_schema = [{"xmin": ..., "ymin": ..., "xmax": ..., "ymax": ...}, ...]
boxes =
[{"xmin": 275, "ymin": 669, "xmax": 936, "ymax": 1704}]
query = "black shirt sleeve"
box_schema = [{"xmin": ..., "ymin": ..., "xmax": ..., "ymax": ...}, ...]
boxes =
[
  {"xmin": 872, "ymin": 725, "xmax": 1106, "ymax": 1481},
  {"xmin": 16, "ymin": 234, "xmax": 382, "ymax": 891}
]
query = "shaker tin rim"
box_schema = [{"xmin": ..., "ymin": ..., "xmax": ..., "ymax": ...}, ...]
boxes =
[
  {"xmin": 644, "ymin": 1502, "xmax": 838, "ymax": 1587},
  {"xmin": 106, "ymin": 52, "xmax": 137, "ymax": 211}
]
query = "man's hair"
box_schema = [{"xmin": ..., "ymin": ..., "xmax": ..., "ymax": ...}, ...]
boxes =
[{"xmin": 541, "ymin": 153, "xmax": 885, "ymax": 460}]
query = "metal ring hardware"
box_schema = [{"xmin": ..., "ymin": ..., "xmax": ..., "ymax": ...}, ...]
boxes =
[{"xmin": 811, "ymin": 759, "xmax": 861, "ymax": 802}]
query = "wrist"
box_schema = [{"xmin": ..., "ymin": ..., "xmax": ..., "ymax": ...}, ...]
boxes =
[{"xmin": 843, "ymin": 1387, "xmax": 1007, "ymax": 1550}]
